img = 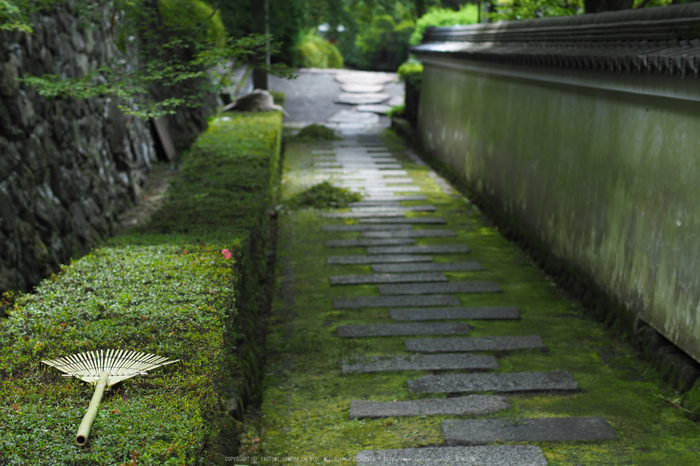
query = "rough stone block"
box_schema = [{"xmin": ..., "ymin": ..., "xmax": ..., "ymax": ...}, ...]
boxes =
[
  {"xmin": 349, "ymin": 395, "xmax": 511, "ymax": 419},
  {"xmin": 330, "ymin": 273, "xmax": 447, "ymax": 286},
  {"xmin": 342, "ymin": 353, "xmax": 498, "ymax": 374},
  {"xmin": 326, "ymin": 239, "xmax": 416, "ymax": 247},
  {"xmin": 355, "ymin": 445, "xmax": 547, "ymax": 466},
  {"xmin": 379, "ymin": 282, "xmax": 501, "ymax": 295},
  {"xmin": 408, "ymin": 371, "xmax": 580, "ymax": 394},
  {"xmin": 334, "ymin": 295, "xmax": 460, "ymax": 309},
  {"xmin": 368, "ymin": 245, "xmax": 469, "ymax": 255},
  {"xmin": 390, "ymin": 307, "xmax": 520, "ymax": 321},
  {"xmin": 405, "ymin": 336, "xmax": 547, "ymax": 353},
  {"xmin": 327, "ymin": 255, "xmax": 433, "ymax": 265},
  {"xmin": 372, "ymin": 262, "xmax": 482, "ymax": 273},
  {"xmin": 363, "ymin": 229, "xmax": 457, "ymax": 238},
  {"xmin": 441, "ymin": 417, "xmax": 617, "ymax": 445},
  {"xmin": 337, "ymin": 322, "xmax": 469, "ymax": 337}
]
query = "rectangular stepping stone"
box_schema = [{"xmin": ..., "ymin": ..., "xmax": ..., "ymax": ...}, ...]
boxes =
[
  {"xmin": 334, "ymin": 295, "xmax": 460, "ymax": 309},
  {"xmin": 372, "ymin": 261, "xmax": 483, "ymax": 273},
  {"xmin": 326, "ymin": 238, "xmax": 416, "ymax": 247},
  {"xmin": 391, "ymin": 307, "xmax": 520, "ymax": 321},
  {"xmin": 405, "ymin": 336, "xmax": 547, "ymax": 353},
  {"xmin": 379, "ymin": 282, "xmax": 502, "ymax": 295},
  {"xmin": 408, "ymin": 371, "xmax": 580, "ymax": 394},
  {"xmin": 356, "ymin": 446, "xmax": 547, "ymax": 466},
  {"xmin": 360, "ymin": 216, "xmax": 445, "ymax": 223},
  {"xmin": 327, "ymin": 255, "xmax": 433, "ymax": 265},
  {"xmin": 368, "ymin": 245, "xmax": 469, "ymax": 255},
  {"xmin": 315, "ymin": 163, "xmax": 403, "ymax": 169},
  {"xmin": 316, "ymin": 169, "xmax": 408, "ymax": 175},
  {"xmin": 353, "ymin": 195, "xmax": 428, "ymax": 202},
  {"xmin": 353, "ymin": 186, "xmax": 422, "ymax": 192},
  {"xmin": 322, "ymin": 225, "xmax": 413, "ymax": 232},
  {"xmin": 349, "ymin": 395, "xmax": 510, "ymax": 419},
  {"xmin": 329, "ymin": 272, "xmax": 447, "ymax": 286},
  {"xmin": 338, "ymin": 178, "xmax": 415, "ymax": 185},
  {"xmin": 337, "ymin": 322, "xmax": 469, "ymax": 337},
  {"xmin": 363, "ymin": 229, "xmax": 456, "ymax": 238},
  {"xmin": 442, "ymin": 417, "xmax": 617, "ymax": 445},
  {"xmin": 342, "ymin": 353, "xmax": 498, "ymax": 374},
  {"xmin": 323, "ymin": 211, "xmax": 407, "ymax": 218},
  {"xmin": 353, "ymin": 206, "xmax": 435, "ymax": 213}
]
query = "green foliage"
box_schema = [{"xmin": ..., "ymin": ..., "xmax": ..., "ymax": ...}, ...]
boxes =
[
  {"xmin": 158, "ymin": 0, "xmax": 226, "ymax": 47},
  {"xmin": 490, "ymin": 0, "xmax": 583, "ymax": 20},
  {"xmin": 0, "ymin": 112, "xmax": 282, "ymax": 463},
  {"xmin": 397, "ymin": 58, "xmax": 423, "ymax": 91},
  {"xmin": 386, "ymin": 103, "xmax": 405, "ymax": 118},
  {"xmin": 269, "ymin": 90, "xmax": 286, "ymax": 108},
  {"xmin": 288, "ymin": 182, "xmax": 363, "ymax": 209},
  {"xmin": 354, "ymin": 14, "xmax": 414, "ymax": 71},
  {"xmin": 409, "ymin": 4, "xmax": 478, "ymax": 46},
  {"xmin": 292, "ymin": 124, "xmax": 341, "ymax": 142},
  {"xmin": 295, "ymin": 31, "xmax": 344, "ymax": 68}
]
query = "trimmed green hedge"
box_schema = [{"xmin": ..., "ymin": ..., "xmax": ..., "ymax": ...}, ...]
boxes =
[{"xmin": 0, "ymin": 111, "xmax": 282, "ymax": 465}]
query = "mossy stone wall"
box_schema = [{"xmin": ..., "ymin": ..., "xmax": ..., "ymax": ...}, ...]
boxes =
[{"xmin": 417, "ymin": 56, "xmax": 700, "ymax": 365}]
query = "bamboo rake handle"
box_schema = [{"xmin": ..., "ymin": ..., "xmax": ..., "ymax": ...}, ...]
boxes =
[{"xmin": 75, "ymin": 371, "xmax": 109, "ymax": 446}]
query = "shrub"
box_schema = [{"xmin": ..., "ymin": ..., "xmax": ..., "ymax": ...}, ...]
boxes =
[
  {"xmin": 289, "ymin": 182, "xmax": 363, "ymax": 209},
  {"xmin": 294, "ymin": 32, "xmax": 344, "ymax": 69},
  {"xmin": 354, "ymin": 15, "xmax": 414, "ymax": 71},
  {"xmin": 158, "ymin": 0, "xmax": 227, "ymax": 47},
  {"xmin": 409, "ymin": 4, "xmax": 478, "ymax": 46},
  {"xmin": 293, "ymin": 124, "xmax": 340, "ymax": 142},
  {"xmin": 397, "ymin": 58, "xmax": 423, "ymax": 125}
]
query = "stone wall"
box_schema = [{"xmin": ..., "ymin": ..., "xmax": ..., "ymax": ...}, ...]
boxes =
[
  {"xmin": 0, "ymin": 7, "xmax": 157, "ymax": 294},
  {"xmin": 414, "ymin": 4, "xmax": 700, "ymax": 365}
]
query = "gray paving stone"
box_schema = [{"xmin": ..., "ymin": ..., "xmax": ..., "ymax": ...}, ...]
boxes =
[
  {"xmin": 335, "ymin": 73, "xmax": 397, "ymax": 85},
  {"xmin": 391, "ymin": 307, "xmax": 520, "ymax": 321},
  {"xmin": 327, "ymin": 255, "xmax": 433, "ymax": 265},
  {"xmin": 342, "ymin": 353, "xmax": 498, "ymax": 374},
  {"xmin": 337, "ymin": 178, "xmax": 415, "ymax": 185},
  {"xmin": 315, "ymin": 173, "xmax": 409, "ymax": 179},
  {"xmin": 322, "ymin": 224, "xmax": 413, "ymax": 232},
  {"xmin": 335, "ymin": 93, "xmax": 391, "ymax": 105},
  {"xmin": 334, "ymin": 295, "xmax": 461, "ymax": 310},
  {"xmin": 349, "ymin": 395, "xmax": 511, "ymax": 419},
  {"xmin": 327, "ymin": 109, "xmax": 380, "ymax": 123},
  {"xmin": 353, "ymin": 186, "xmax": 422, "ymax": 192},
  {"xmin": 408, "ymin": 371, "xmax": 581, "ymax": 394},
  {"xmin": 355, "ymin": 445, "xmax": 547, "ymax": 466},
  {"xmin": 359, "ymin": 195, "xmax": 428, "ymax": 202},
  {"xmin": 326, "ymin": 238, "xmax": 416, "ymax": 248},
  {"xmin": 360, "ymin": 217, "xmax": 445, "ymax": 223},
  {"xmin": 340, "ymin": 83, "xmax": 385, "ymax": 93},
  {"xmin": 323, "ymin": 211, "xmax": 407, "ymax": 218},
  {"xmin": 316, "ymin": 169, "xmax": 408, "ymax": 175},
  {"xmin": 337, "ymin": 322, "xmax": 469, "ymax": 337},
  {"xmin": 368, "ymin": 245, "xmax": 469, "ymax": 255},
  {"xmin": 356, "ymin": 104, "xmax": 393, "ymax": 114},
  {"xmin": 314, "ymin": 163, "xmax": 403, "ymax": 169},
  {"xmin": 353, "ymin": 205, "xmax": 436, "ymax": 213},
  {"xmin": 442, "ymin": 417, "xmax": 617, "ymax": 445},
  {"xmin": 372, "ymin": 262, "xmax": 483, "ymax": 273},
  {"xmin": 379, "ymin": 282, "xmax": 502, "ymax": 295},
  {"xmin": 363, "ymin": 229, "xmax": 457, "ymax": 238},
  {"xmin": 330, "ymin": 272, "xmax": 446, "ymax": 286},
  {"xmin": 405, "ymin": 336, "xmax": 547, "ymax": 353}
]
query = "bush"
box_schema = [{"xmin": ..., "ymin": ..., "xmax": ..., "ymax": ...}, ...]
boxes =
[
  {"xmin": 294, "ymin": 32, "xmax": 344, "ymax": 69},
  {"xmin": 354, "ymin": 15, "xmax": 414, "ymax": 71},
  {"xmin": 397, "ymin": 58, "xmax": 423, "ymax": 125},
  {"xmin": 289, "ymin": 182, "xmax": 363, "ymax": 209},
  {"xmin": 0, "ymin": 112, "xmax": 283, "ymax": 464},
  {"xmin": 158, "ymin": 0, "xmax": 227, "ymax": 47},
  {"xmin": 292, "ymin": 124, "xmax": 340, "ymax": 142},
  {"xmin": 409, "ymin": 4, "xmax": 478, "ymax": 46}
]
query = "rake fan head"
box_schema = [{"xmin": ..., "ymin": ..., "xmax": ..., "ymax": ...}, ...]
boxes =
[{"xmin": 42, "ymin": 349, "xmax": 179, "ymax": 386}]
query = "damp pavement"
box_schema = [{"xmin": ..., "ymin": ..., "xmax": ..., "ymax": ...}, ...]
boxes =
[{"xmin": 255, "ymin": 69, "xmax": 700, "ymax": 465}]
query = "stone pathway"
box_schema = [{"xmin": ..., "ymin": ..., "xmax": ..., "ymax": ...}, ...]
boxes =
[{"xmin": 261, "ymin": 70, "xmax": 700, "ymax": 465}]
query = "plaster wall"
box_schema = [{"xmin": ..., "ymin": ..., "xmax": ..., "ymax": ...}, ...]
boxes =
[{"xmin": 418, "ymin": 56, "xmax": 700, "ymax": 363}]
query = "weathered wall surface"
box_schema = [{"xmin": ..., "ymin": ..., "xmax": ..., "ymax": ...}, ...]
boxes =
[
  {"xmin": 414, "ymin": 5, "xmax": 700, "ymax": 364},
  {"xmin": 0, "ymin": 8, "xmax": 156, "ymax": 293}
]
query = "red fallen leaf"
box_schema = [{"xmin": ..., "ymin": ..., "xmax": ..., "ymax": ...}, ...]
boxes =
[
  {"xmin": 111, "ymin": 409, "xmax": 120, "ymax": 415},
  {"xmin": 169, "ymin": 331, "xmax": 175, "ymax": 335},
  {"xmin": 141, "ymin": 315, "xmax": 147, "ymax": 321},
  {"xmin": 60, "ymin": 322, "xmax": 67, "ymax": 329}
]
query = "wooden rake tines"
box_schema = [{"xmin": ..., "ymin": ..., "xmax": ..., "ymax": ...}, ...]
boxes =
[{"xmin": 42, "ymin": 349, "xmax": 179, "ymax": 446}]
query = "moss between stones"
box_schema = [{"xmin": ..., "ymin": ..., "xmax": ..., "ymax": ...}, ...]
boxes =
[
  {"xmin": 0, "ymin": 111, "xmax": 282, "ymax": 464},
  {"xmin": 254, "ymin": 132, "xmax": 700, "ymax": 465}
]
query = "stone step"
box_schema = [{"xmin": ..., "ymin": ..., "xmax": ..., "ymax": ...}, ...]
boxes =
[
  {"xmin": 323, "ymin": 211, "xmax": 407, "ymax": 218},
  {"xmin": 391, "ymin": 307, "xmax": 520, "ymax": 321},
  {"xmin": 408, "ymin": 371, "xmax": 580, "ymax": 394},
  {"xmin": 352, "ymin": 186, "xmax": 423, "ymax": 193},
  {"xmin": 352, "ymin": 205, "xmax": 436, "ymax": 212},
  {"xmin": 352, "ymin": 195, "xmax": 428, "ymax": 203},
  {"xmin": 355, "ymin": 445, "xmax": 547, "ymax": 466},
  {"xmin": 362, "ymin": 229, "xmax": 456, "ymax": 238},
  {"xmin": 349, "ymin": 395, "xmax": 510, "ymax": 419},
  {"xmin": 379, "ymin": 282, "xmax": 502, "ymax": 295},
  {"xmin": 337, "ymin": 179, "xmax": 416, "ymax": 185},
  {"xmin": 334, "ymin": 295, "xmax": 461, "ymax": 309},
  {"xmin": 442, "ymin": 417, "xmax": 617, "ymax": 445},
  {"xmin": 322, "ymin": 224, "xmax": 414, "ymax": 232},
  {"xmin": 372, "ymin": 262, "xmax": 483, "ymax": 273},
  {"xmin": 316, "ymin": 169, "xmax": 408, "ymax": 175},
  {"xmin": 314, "ymin": 162, "xmax": 402, "ymax": 168},
  {"xmin": 315, "ymin": 173, "xmax": 408, "ymax": 179},
  {"xmin": 326, "ymin": 238, "xmax": 416, "ymax": 247},
  {"xmin": 327, "ymin": 255, "xmax": 433, "ymax": 265},
  {"xmin": 337, "ymin": 322, "xmax": 469, "ymax": 337},
  {"xmin": 405, "ymin": 336, "xmax": 547, "ymax": 353},
  {"xmin": 367, "ymin": 245, "xmax": 469, "ymax": 255},
  {"xmin": 342, "ymin": 353, "xmax": 498, "ymax": 374},
  {"xmin": 329, "ymin": 272, "xmax": 447, "ymax": 286},
  {"xmin": 359, "ymin": 217, "xmax": 446, "ymax": 224}
]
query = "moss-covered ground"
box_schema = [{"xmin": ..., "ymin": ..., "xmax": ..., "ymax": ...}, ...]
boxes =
[{"xmin": 252, "ymin": 131, "xmax": 700, "ymax": 465}]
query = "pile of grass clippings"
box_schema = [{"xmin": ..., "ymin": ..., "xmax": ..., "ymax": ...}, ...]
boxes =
[{"xmin": 289, "ymin": 182, "xmax": 363, "ymax": 209}]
